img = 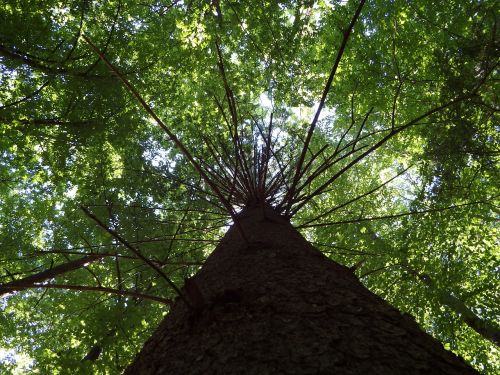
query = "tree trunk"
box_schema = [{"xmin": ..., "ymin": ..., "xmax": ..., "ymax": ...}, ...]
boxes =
[{"xmin": 124, "ymin": 205, "xmax": 477, "ymax": 374}]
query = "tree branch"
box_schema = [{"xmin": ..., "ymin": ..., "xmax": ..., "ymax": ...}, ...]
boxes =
[
  {"xmin": 0, "ymin": 254, "xmax": 106, "ymax": 297},
  {"xmin": 80, "ymin": 205, "xmax": 190, "ymax": 306},
  {"xmin": 298, "ymin": 200, "xmax": 488, "ymax": 228},
  {"xmin": 297, "ymin": 165, "xmax": 413, "ymax": 225},
  {"xmin": 285, "ymin": 0, "xmax": 367, "ymax": 215},
  {"xmin": 2, "ymin": 283, "xmax": 172, "ymax": 305},
  {"xmin": 82, "ymin": 34, "xmax": 248, "ymax": 243}
]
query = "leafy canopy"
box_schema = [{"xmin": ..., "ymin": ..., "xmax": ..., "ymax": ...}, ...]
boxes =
[{"xmin": 0, "ymin": 0, "xmax": 498, "ymax": 373}]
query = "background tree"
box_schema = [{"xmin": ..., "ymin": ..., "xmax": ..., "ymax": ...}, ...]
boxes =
[{"xmin": 0, "ymin": 0, "xmax": 498, "ymax": 373}]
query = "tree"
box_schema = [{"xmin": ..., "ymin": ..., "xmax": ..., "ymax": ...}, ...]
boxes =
[{"xmin": 0, "ymin": 0, "xmax": 498, "ymax": 373}]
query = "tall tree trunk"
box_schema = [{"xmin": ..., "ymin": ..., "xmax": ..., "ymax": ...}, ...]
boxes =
[{"xmin": 125, "ymin": 205, "xmax": 477, "ymax": 374}]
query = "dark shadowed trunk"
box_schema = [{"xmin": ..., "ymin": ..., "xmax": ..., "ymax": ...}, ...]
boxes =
[{"xmin": 125, "ymin": 205, "xmax": 477, "ymax": 374}]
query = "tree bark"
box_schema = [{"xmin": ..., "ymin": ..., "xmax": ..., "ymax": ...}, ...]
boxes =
[{"xmin": 125, "ymin": 205, "xmax": 478, "ymax": 374}]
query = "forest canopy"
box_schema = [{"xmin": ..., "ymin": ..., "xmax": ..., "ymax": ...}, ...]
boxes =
[{"xmin": 0, "ymin": 0, "xmax": 498, "ymax": 373}]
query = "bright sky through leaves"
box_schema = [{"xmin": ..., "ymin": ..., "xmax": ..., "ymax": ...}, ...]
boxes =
[{"xmin": 0, "ymin": 0, "xmax": 498, "ymax": 373}]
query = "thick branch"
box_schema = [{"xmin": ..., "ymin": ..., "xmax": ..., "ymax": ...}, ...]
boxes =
[
  {"xmin": 417, "ymin": 273, "xmax": 500, "ymax": 346},
  {"xmin": 0, "ymin": 254, "xmax": 105, "ymax": 297},
  {"xmin": 368, "ymin": 228, "xmax": 500, "ymax": 346}
]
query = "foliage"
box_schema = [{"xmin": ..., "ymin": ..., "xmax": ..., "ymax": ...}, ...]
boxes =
[{"xmin": 0, "ymin": 0, "xmax": 498, "ymax": 373}]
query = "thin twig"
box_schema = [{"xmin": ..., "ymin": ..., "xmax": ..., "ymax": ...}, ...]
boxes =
[
  {"xmin": 81, "ymin": 34, "xmax": 248, "ymax": 243},
  {"xmin": 286, "ymin": 0, "xmax": 367, "ymax": 215},
  {"xmin": 80, "ymin": 205, "xmax": 190, "ymax": 306},
  {"xmin": 2, "ymin": 283, "xmax": 173, "ymax": 305},
  {"xmin": 290, "ymin": 94, "xmax": 474, "ymax": 214},
  {"xmin": 298, "ymin": 200, "xmax": 488, "ymax": 228},
  {"xmin": 298, "ymin": 165, "xmax": 413, "ymax": 226}
]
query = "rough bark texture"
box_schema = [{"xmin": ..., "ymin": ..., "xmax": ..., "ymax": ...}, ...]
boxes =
[{"xmin": 125, "ymin": 205, "xmax": 478, "ymax": 374}]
